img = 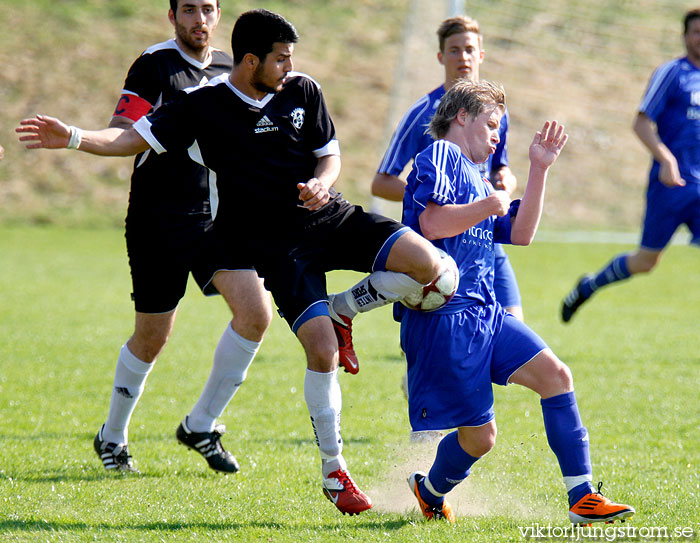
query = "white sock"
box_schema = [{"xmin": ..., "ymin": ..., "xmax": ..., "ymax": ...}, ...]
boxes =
[
  {"xmin": 563, "ymin": 474, "xmax": 593, "ymax": 492},
  {"xmin": 322, "ymin": 455, "xmax": 348, "ymax": 478},
  {"xmin": 304, "ymin": 368, "xmax": 344, "ymax": 476},
  {"xmin": 187, "ymin": 324, "xmax": 261, "ymax": 432},
  {"xmin": 332, "ymin": 271, "xmax": 424, "ymax": 319},
  {"xmin": 102, "ymin": 344, "xmax": 154, "ymax": 445}
]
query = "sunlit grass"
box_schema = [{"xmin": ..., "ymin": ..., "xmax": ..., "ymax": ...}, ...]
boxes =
[{"xmin": 1, "ymin": 227, "xmax": 698, "ymax": 541}]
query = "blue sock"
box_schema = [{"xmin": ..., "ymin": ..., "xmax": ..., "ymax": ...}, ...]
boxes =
[
  {"xmin": 420, "ymin": 431, "xmax": 479, "ymax": 507},
  {"xmin": 580, "ymin": 255, "xmax": 631, "ymax": 297},
  {"xmin": 540, "ymin": 392, "xmax": 594, "ymax": 507}
]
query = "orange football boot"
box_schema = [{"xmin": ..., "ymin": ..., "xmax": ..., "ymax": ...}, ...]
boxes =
[
  {"xmin": 569, "ymin": 482, "xmax": 635, "ymax": 524},
  {"xmin": 408, "ymin": 471, "xmax": 455, "ymax": 523}
]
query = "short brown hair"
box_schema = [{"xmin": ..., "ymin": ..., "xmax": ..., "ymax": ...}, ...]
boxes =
[
  {"xmin": 684, "ymin": 8, "xmax": 700, "ymax": 34},
  {"xmin": 429, "ymin": 80, "xmax": 505, "ymax": 140},
  {"xmin": 437, "ymin": 15, "xmax": 481, "ymax": 52},
  {"xmin": 170, "ymin": 0, "xmax": 221, "ymax": 14}
]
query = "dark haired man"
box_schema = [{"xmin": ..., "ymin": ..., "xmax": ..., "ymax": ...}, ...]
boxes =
[
  {"xmin": 18, "ymin": 8, "xmax": 442, "ymax": 516},
  {"xmin": 92, "ymin": 0, "xmax": 272, "ymax": 475},
  {"xmin": 562, "ymin": 8, "xmax": 700, "ymax": 322}
]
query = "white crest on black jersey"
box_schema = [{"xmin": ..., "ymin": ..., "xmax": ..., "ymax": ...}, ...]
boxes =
[{"xmin": 291, "ymin": 107, "xmax": 305, "ymax": 130}]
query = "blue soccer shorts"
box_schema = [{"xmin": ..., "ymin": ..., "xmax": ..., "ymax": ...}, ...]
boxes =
[
  {"xmin": 400, "ymin": 303, "xmax": 547, "ymax": 431},
  {"xmin": 641, "ymin": 180, "xmax": 700, "ymax": 250}
]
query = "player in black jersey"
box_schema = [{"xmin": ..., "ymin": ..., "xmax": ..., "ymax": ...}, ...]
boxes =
[
  {"xmin": 41, "ymin": 1, "xmax": 273, "ymax": 475},
  {"xmin": 18, "ymin": 8, "xmax": 442, "ymax": 516}
]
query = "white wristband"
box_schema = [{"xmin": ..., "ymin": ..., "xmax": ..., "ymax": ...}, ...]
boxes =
[{"xmin": 67, "ymin": 126, "xmax": 82, "ymax": 150}]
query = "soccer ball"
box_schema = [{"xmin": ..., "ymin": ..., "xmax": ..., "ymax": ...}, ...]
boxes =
[{"xmin": 400, "ymin": 248, "xmax": 459, "ymax": 312}]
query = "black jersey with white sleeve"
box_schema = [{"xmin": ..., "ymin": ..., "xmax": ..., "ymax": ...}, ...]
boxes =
[
  {"xmin": 134, "ymin": 72, "xmax": 345, "ymax": 243},
  {"xmin": 114, "ymin": 39, "xmax": 232, "ymax": 217}
]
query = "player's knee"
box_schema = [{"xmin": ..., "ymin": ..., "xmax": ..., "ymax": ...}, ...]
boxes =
[
  {"xmin": 413, "ymin": 240, "xmax": 442, "ymax": 285},
  {"xmin": 234, "ymin": 306, "xmax": 272, "ymax": 341},
  {"xmin": 465, "ymin": 429, "xmax": 497, "ymax": 458},
  {"xmin": 459, "ymin": 423, "xmax": 497, "ymax": 458},
  {"xmin": 549, "ymin": 360, "xmax": 574, "ymax": 395},
  {"xmin": 128, "ymin": 334, "xmax": 168, "ymax": 363},
  {"xmin": 629, "ymin": 250, "xmax": 661, "ymax": 274},
  {"xmin": 472, "ymin": 435, "xmax": 496, "ymax": 457},
  {"xmin": 637, "ymin": 257, "xmax": 659, "ymax": 273},
  {"xmin": 305, "ymin": 343, "xmax": 337, "ymax": 372}
]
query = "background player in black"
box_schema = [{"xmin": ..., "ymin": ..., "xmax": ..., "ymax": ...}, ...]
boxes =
[
  {"xmin": 66, "ymin": 0, "xmax": 273, "ymax": 474},
  {"xmin": 17, "ymin": 9, "xmax": 442, "ymax": 516}
]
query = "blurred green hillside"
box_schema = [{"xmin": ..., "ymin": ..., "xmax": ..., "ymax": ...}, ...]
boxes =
[{"xmin": 1, "ymin": 0, "xmax": 696, "ymax": 230}]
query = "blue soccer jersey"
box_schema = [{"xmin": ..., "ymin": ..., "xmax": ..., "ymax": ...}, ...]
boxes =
[
  {"xmin": 400, "ymin": 139, "xmax": 544, "ymax": 432},
  {"xmin": 402, "ymin": 140, "xmax": 515, "ymax": 312},
  {"xmin": 640, "ymin": 57, "xmax": 700, "ymax": 185},
  {"xmin": 378, "ymin": 85, "xmax": 510, "ymax": 179},
  {"xmin": 381, "ymin": 85, "xmax": 520, "ymax": 310}
]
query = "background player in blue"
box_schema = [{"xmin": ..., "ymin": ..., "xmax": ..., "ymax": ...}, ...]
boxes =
[
  {"xmin": 400, "ymin": 80, "xmax": 634, "ymax": 525},
  {"xmin": 562, "ymin": 8, "xmax": 700, "ymax": 322},
  {"xmin": 18, "ymin": 9, "xmax": 444, "ymax": 516},
  {"xmin": 372, "ymin": 15, "xmax": 523, "ymax": 326},
  {"xmin": 69, "ymin": 0, "xmax": 274, "ymax": 474}
]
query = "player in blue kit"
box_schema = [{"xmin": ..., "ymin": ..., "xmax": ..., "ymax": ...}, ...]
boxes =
[
  {"xmin": 400, "ymin": 80, "xmax": 634, "ymax": 525},
  {"xmin": 562, "ymin": 8, "xmax": 700, "ymax": 322},
  {"xmin": 372, "ymin": 15, "xmax": 523, "ymax": 329}
]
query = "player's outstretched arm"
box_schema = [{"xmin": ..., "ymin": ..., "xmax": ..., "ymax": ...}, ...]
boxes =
[
  {"xmin": 510, "ymin": 120, "xmax": 568, "ymax": 246},
  {"xmin": 16, "ymin": 114, "xmax": 150, "ymax": 157}
]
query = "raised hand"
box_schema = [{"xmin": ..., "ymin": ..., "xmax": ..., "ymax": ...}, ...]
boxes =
[
  {"xmin": 529, "ymin": 121, "xmax": 568, "ymax": 170},
  {"xmin": 16, "ymin": 115, "xmax": 71, "ymax": 150}
]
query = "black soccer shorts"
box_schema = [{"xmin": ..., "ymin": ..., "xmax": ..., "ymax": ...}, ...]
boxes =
[
  {"xmin": 125, "ymin": 214, "xmax": 254, "ymax": 314},
  {"xmin": 253, "ymin": 202, "xmax": 408, "ymax": 331}
]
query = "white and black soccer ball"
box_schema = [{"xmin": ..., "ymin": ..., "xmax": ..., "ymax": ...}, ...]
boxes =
[{"xmin": 400, "ymin": 248, "xmax": 459, "ymax": 312}]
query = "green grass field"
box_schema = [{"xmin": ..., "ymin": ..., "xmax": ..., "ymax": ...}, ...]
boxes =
[{"xmin": 1, "ymin": 227, "xmax": 699, "ymax": 542}]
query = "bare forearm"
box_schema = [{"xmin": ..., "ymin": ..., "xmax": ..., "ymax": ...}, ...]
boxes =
[
  {"xmin": 419, "ymin": 198, "xmax": 504, "ymax": 240},
  {"xmin": 633, "ymin": 113, "xmax": 673, "ymax": 163},
  {"xmin": 314, "ymin": 154, "xmax": 341, "ymax": 190},
  {"xmin": 511, "ymin": 165, "xmax": 547, "ymax": 245},
  {"xmin": 371, "ymin": 172, "xmax": 407, "ymax": 201},
  {"xmin": 17, "ymin": 114, "xmax": 150, "ymax": 156},
  {"xmin": 79, "ymin": 127, "xmax": 149, "ymax": 156}
]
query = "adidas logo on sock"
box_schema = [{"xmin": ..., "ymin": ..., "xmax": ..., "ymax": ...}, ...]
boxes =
[{"xmin": 115, "ymin": 386, "xmax": 133, "ymax": 399}]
